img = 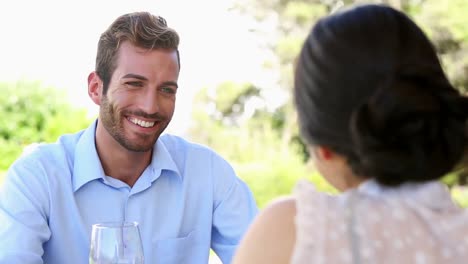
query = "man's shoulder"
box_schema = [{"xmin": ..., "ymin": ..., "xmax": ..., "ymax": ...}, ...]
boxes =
[
  {"xmin": 160, "ymin": 133, "xmax": 216, "ymax": 154},
  {"xmin": 13, "ymin": 130, "xmax": 85, "ymax": 167},
  {"xmin": 159, "ymin": 133, "xmax": 231, "ymax": 166}
]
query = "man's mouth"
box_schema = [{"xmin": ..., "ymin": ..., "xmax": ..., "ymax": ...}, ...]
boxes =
[{"xmin": 127, "ymin": 117, "xmax": 156, "ymax": 128}]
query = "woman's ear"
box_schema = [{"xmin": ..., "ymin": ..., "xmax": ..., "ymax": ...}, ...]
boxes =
[
  {"xmin": 88, "ymin": 72, "xmax": 103, "ymax": 105},
  {"xmin": 314, "ymin": 146, "xmax": 335, "ymax": 161}
]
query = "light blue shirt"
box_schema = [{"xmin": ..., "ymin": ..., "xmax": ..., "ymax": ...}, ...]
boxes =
[{"xmin": 0, "ymin": 120, "xmax": 258, "ymax": 263}]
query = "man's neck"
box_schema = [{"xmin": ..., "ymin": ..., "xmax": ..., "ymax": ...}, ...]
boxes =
[{"xmin": 95, "ymin": 125, "xmax": 153, "ymax": 187}]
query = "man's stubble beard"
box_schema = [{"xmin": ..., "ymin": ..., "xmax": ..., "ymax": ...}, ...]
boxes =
[{"xmin": 99, "ymin": 96, "xmax": 167, "ymax": 152}]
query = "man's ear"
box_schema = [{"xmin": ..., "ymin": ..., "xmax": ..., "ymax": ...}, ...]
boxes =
[{"xmin": 88, "ymin": 71, "xmax": 103, "ymax": 105}]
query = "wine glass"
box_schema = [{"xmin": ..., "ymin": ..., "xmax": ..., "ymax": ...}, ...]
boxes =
[{"xmin": 89, "ymin": 221, "xmax": 144, "ymax": 264}]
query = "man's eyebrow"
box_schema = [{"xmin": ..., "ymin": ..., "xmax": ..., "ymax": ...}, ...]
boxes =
[
  {"xmin": 122, "ymin": 74, "xmax": 178, "ymax": 88},
  {"xmin": 121, "ymin": 73, "xmax": 148, "ymax": 81},
  {"xmin": 161, "ymin": 81, "xmax": 178, "ymax": 88}
]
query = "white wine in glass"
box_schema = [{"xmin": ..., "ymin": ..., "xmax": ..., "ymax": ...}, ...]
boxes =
[{"xmin": 89, "ymin": 221, "xmax": 144, "ymax": 264}]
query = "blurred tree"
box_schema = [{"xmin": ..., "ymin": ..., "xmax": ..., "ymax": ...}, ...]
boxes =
[
  {"xmin": 0, "ymin": 81, "xmax": 91, "ymax": 170},
  {"xmin": 227, "ymin": 0, "xmax": 328, "ymax": 161},
  {"xmin": 189, "ymin": 81, "xmax": 335, "ymax": 208},
  {"xmin": 189, "ymin": 0, "xmax": 468, "ymax": 208},
  {"xmin": 227, "ymin": 0, "xmax": 468, "ymax": 184},
  {"xmin": 412, "ymin": 0, "xmax": 468, "ymax": 93}
]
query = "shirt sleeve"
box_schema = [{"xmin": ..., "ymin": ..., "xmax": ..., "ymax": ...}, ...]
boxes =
[
  {"xmin": 0, "ymin": 157, "xmax": 51, "ymax": 263},
  {"xmin": 210, "ymin": 154, "xmax": 258, "ymax": 264}
]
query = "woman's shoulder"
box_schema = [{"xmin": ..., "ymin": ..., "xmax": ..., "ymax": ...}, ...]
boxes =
[
  {"xmin": 249, "ymin": 195, "xmax": 297, "ymax": 238},
  {"xmin": 264, "ymin": 195, "xmax": 296, "ymax": 214},
  {"xmin": 232, "ymin": 196, "xmax": 297, "ymax": 264}
]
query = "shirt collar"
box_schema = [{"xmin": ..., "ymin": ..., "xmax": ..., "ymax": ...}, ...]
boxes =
[
  {"xmin": 72, "ymin": 120, "xmax": 181, "ymax": 192},
  {"xmin": 146, "ymin": 135, "xmax": 181, "ymax": 182},
  {"xmin": 72, "ymin": 120, "xmax": 105, "ymax": 192}
]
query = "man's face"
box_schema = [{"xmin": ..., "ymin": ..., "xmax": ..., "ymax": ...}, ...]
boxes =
[{"xmin": 99, "ymin": 41, "xmax": 179, "ymax": 152}]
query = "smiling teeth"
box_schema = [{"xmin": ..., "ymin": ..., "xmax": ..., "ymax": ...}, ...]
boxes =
[{"xmin": 129, "ymin": 117, "xmax": 155, "ymax": 128}]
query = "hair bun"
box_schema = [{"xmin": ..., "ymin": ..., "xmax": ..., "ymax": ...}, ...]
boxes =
[{"xmin": 349, "ymin": 74, "xmax": 467, "ymax": 186}]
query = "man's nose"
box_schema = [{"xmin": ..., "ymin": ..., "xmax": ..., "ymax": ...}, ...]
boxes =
[{"xmin": 140, "ymin": 89, "xmax": 160, "ymax": 114}]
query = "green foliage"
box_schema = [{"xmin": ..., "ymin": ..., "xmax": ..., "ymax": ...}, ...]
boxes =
[
  {"xmin": 283, "ymin": 2, "xmax": 326, "ymax": 24},
  {"xmin": 187, "ymin": 0, "xmax": 468, "ymax": 210},
  {"xmin": 0, "ymin": 81, "xmax": 91, "ymax": 171},
  {"xmin": 0, "ymin": 171, "xmax": 4, "ymax": 186},
  {"xmin": 415, "ymin": 0, "xmax": 468, "ymax": 42},
  {"xmin": 213, "ymin": 82, "xmax": 260, "ymax": 120},
  {"xmin": 236, "ymin": 158, "xmax": 336, "ymax": 209},
  {"xmin": 191, "ymin": 118, "xmax": 336, "ymax": 208},
  {"xmin": 441, "ymin": 172, "xmax": 461, "ymax": 187},
  {"xmin": 235, "ymin": 157, "xmax": 305, "ymax": 208},
  {"xmin": 413, "ymin": 0, "xmax": 468, "ymax": 92},
  {"xmin": 275, "ymin": 36, "xmax": 304, "ymax": 65},
  {"xmin": 0, "ymin": 140, "xmax": 23, "ymax": 172},
  {"xmin": 190, "ymin": 86, "xmax": 335, "ymax": 208},
  {"xmin": 452, "ymin": 186, "xmax": 468, "ymax": 208}
]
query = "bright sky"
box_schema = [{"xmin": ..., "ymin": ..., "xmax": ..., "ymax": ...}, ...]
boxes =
[{"xmin": 0, "ymin": 0, "xmax": 270, "ymax": 136}]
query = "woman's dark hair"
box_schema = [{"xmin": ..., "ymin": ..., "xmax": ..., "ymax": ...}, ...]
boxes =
[{"xmin": 294, "ymin": 4, "xmax": 468, "ymax": 186}]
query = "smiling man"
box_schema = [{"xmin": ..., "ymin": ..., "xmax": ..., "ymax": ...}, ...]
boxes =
[{"xmin": 0, "ymin": 12, "xmax": 258, "ymax": 264}]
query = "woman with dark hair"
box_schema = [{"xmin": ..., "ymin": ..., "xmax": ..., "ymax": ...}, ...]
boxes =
[{"xmin": 233, "ymin": 4, "xmax": 468, "ymax": 263}]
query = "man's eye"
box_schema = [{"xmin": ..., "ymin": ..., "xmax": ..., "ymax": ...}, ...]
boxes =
[
  {"xmin": 161, "ymin": 87, "xmax": 177, "ymax": 94},
  {"xmin": 126, "ymin": 82, "xmax": 144, "ymax": 87}
]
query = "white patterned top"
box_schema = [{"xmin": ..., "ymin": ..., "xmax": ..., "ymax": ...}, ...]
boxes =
[{"xmin": 292, "ymin": 179, "xmax": 468, "ymax": 264}]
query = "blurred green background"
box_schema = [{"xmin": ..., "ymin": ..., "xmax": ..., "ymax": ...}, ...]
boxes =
[{"xmin": 0, "ymin": 0, "xmax": 467, "ymax": 208}]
